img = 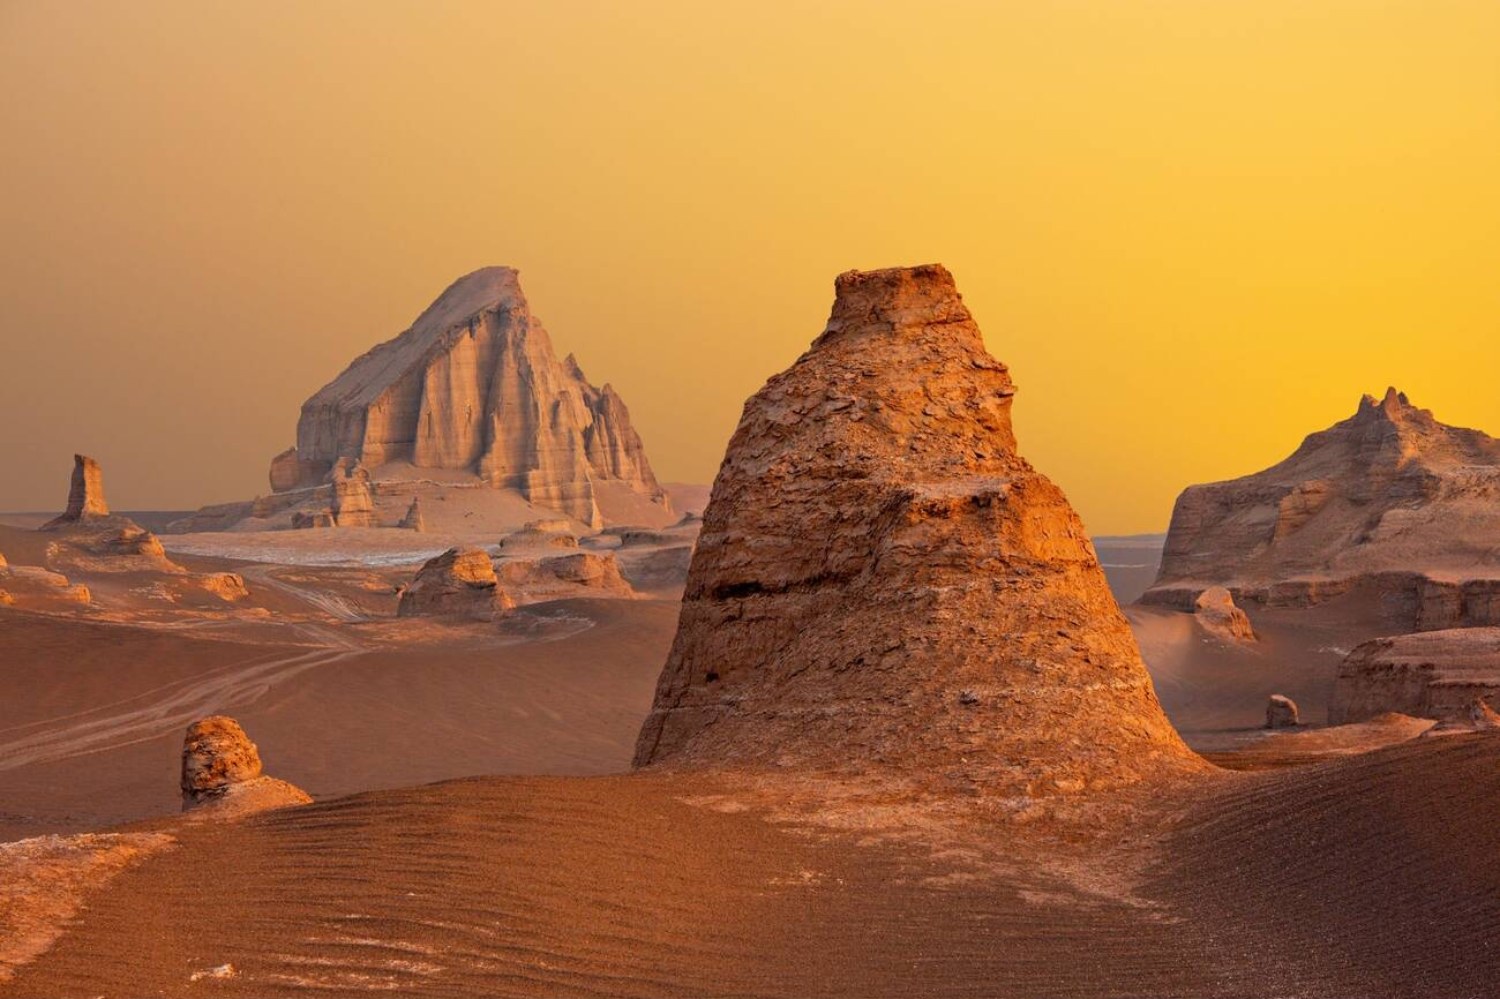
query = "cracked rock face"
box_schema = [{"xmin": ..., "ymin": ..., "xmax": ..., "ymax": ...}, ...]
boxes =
[
  {"xmin": 181, "ymin": 716, "xmax": 264, "ymax": 806},
  {"xmin": 632, "ymin": 265, "xmax": 1194, "ymax": 792},
  {"xmin": 269, "ymin": 267, "xmax": 668, "ymax": 529},
  {"xmin": 397, "ymin": 547, "xmax": 513, "ymax": 619}
]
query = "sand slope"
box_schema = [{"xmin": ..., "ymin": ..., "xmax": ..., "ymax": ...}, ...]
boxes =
[{"xmin": 6, "ymin": 735, "xmax": 1499, "ymax": 997}]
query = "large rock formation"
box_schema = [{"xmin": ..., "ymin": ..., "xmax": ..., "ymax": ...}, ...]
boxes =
[
  {"xmin": 1330, "ymin": 629, "xmax": 1500, "ymax": 725},
  {"xmin": 43, "ymin": 455, "xmax": 109, "ymax": 529},
  {"xmin": 180, "ymin": 716, "xmax": 310, "ymax": 815},
  {"xmin": 1146, "ymin": 390, "xmax": 1500, "ymax": 620},
  {"xmin": 268, "ymin": 267, "xmax": 669, "ymax": 529},
  {"xmin": 1265, "ymin": 695, "xmax": 1300, "ymax": 729},
  {"xmin": 633, "ymin": 265, "xmax": 1195, "ymax": 792}
]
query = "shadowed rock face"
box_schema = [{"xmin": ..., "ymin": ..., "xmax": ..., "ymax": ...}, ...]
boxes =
[
  {"xmin": 633, "ymin": 265, "xmax": 1195, "ymax": 792},
  {"xmin": 269, "ymin": 267, "xmax": 668, "ymax": 529},
  {"xmin": 43, "ymin": 455, "xmax": 108, "ymax": 528},
  {"xmin": 1149, "ymin": 390, "xmax": 1500, "ymax": 605}
]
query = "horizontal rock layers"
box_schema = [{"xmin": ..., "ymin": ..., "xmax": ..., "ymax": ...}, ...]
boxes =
[
  {"xmin": 1330, "ymin": 629, "xmax": 1500, "ymax": 725},
  {"xmin": 1146, "ymin": 390, "xmax": 1500, "ymax": 620},
  {"xmin": 269, "ymin": 267, "xmax": 669, "ymax": 529},
  {"xmin": 633, "ymin": 265, "xmax": 1195, "ymax": 791}
]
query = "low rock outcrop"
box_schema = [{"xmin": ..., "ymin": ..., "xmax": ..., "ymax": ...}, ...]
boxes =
[
  {"xmin": 495, "ymin": 551, "xmax": 634, "ymax": 602},
  {"xmin": 1146, "ymin": 391, "xmax": 1500, "ymax": 623},
  {"xmin": 1266, "ymin": 695, "xmax": 1300, "ymax": 729},
  {"xmin": 180, "ymin": 716, "xmax": 310, "ymax": 815},
  {"xmin": 1423, "ymin": 697, "xmax": 1500, "ymax": 737},
  {"xmin": 266, "ymin": 267, "xmax": 670, "ymax": 529},
  {"xmin": 633, "ymin": 265, "xmax": 1196, "ymax": 791},
  {"xmin": 1330, "ymin": 629, "xmax": 1500, "ymax": 725},
  {"xmin": 43, "ymin": 455, "xmax": 109, "ymax": 528},
  {"xmin": 1193, "ymin": 586, "xmax": 1256, "ymax": 642},
  {"xmin": 499, "ymin": 520, "xmax": 578, "ymax": 550},
  {"xmin": 397, "ymin": 547, "xmax": 514, "ymax": 619}
]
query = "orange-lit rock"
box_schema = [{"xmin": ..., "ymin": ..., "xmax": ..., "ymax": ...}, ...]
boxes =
[{"xmin": 634, "ymin": 265, "xmax": 1195, "ymax": 791}]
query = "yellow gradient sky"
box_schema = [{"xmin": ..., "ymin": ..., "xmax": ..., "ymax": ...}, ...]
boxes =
[{"xmin": 2, "ymin": 1, "xmax": 1497, "ymax": 533}]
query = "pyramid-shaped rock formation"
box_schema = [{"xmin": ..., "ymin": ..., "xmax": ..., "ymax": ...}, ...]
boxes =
[
  {"xmin": 269, "ymin": 267, "xmax": 668, "ymax": 529},
  {"xmin": 1148, "ymin": 389, "xmax": 1500, "ymax": 618},
  {"xmin": 633, "ymin": 265, "xmax": 1193, "ymax": 791}
]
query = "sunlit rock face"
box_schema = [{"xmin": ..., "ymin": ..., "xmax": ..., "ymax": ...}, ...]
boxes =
[
  {"xmin": 270, "ymin": 267, "xmax": 668, "ymax": 529},
  {"xmin": 634, "ymin": 265, "xmax": 1195, "ymax": 793},
  {"xmin": 1147, "ymin": 390, "xmax": 1500, "ymax": 613},
  {"xmin": 43, "ymin": 455, "xmax": 109, "ymax": 528}
]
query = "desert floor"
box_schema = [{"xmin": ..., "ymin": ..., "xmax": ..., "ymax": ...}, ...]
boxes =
[{"xmin": 2, "ymin": 524, "xmax": 1495, "ymax": 996}]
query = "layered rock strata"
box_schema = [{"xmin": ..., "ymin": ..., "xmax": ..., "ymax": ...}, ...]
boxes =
[
  {"xmin": 1146, "ymin": 391, "xmax": 1500, "ymax": 618},
  {"xmin": 268, "ymin": 267, "xmax": 670, "ymax": 529},
  {"xmin": 1330, "ymin": 629, "xmax": 1500, "ymax": 725},
  {"xmin": 633, "ymin": 265, "xmax": 1196, "ymax": 791}
]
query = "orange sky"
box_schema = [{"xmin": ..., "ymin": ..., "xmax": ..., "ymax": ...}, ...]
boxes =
[{"xmin": 2, "ymin": 1, "xmax": 1497, "ymax": 533}]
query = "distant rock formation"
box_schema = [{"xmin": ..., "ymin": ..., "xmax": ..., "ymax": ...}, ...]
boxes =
[
  {"xmin": 499, "ymin": 520, "xmax": 578, "ymax": 550},
  {"xmin": 1145, "ymin": 390, "xmax": 1500, "ymax": 624},
  {"xmin": 398, "ymin": 497, "xmax": 425, "ymax": 532},
  {"xmin": 1193, "ymin": 586, "xmax": 1256, "ymax": 642},
  {"xmin": 397, "ymin": 547, "xmax": 511, "ymax": 619},
  {"xmin": 329, "ymin": 459, "xmax": 376, "ymax": 527},
  {"xmin": 1331, "ymin": 629, "xmax": 1500, "ymax": 725},
  {"xmin": 267, "ymin": 267, "xmax": 670, "ymax": 529},
  {"xmin": 633, "ymin": 265, "xmax": 1196, "ymax": 790},
  {"xmin": 180, "ymin": 716, "xmax": 310, "ymax": 815},
  {"xmin": 1266, "ymin": 695, "xmax": 1300, "ymax": 729},
  {"xmin": 496, "ymin": 551, "xmax": 633, "ymax": 602},
  {"xmin": 43, "ymin": 455, "xmax": 109, "ymax": 529}
]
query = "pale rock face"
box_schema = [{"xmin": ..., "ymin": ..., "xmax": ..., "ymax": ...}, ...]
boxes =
[
  {"xmin": 1266, "ymin": 695, "xmax": 1300, "ymax": 729},
  {"xmin": 1148, "ymin": 390, "xmax": 1500, "ymax": 610},
  {"xmin": 1193, "ymin": 586, "xmax": 1257, "ymax": 642},
  {"xmin": 329, "ymin": 459, "xmax": 377, "ymax": 527},
  {"xmin": 397, "ymin": 547, "xmax": 514, "ymax": 619},
  {"xmin": 1331, "ymin": 629, "xmax": 1500, "ymax": 725},
  {"xmin": 633, "ymin": 265, "xmax": 1195, "ymax": 791},
  {"xmin": 43, "ymin": 455, "xmax": 109, "ymax": 528},
  {"xmin": 181, "ymin": 716, "xmax": 310, "ymax": 815},
  {"xmin": 269, "ymin": 267, "xmax": 669, "ymax": 529}
]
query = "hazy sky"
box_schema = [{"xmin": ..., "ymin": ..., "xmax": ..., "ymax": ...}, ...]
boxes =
[{"xmin": 2, "ymin": 1, "xmax": 1497, "ymax": 533}]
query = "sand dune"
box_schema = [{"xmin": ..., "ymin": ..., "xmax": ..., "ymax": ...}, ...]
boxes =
[{"xmin": 5, "ymin": 734, "xmax": 1498, "ymax": 997}]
